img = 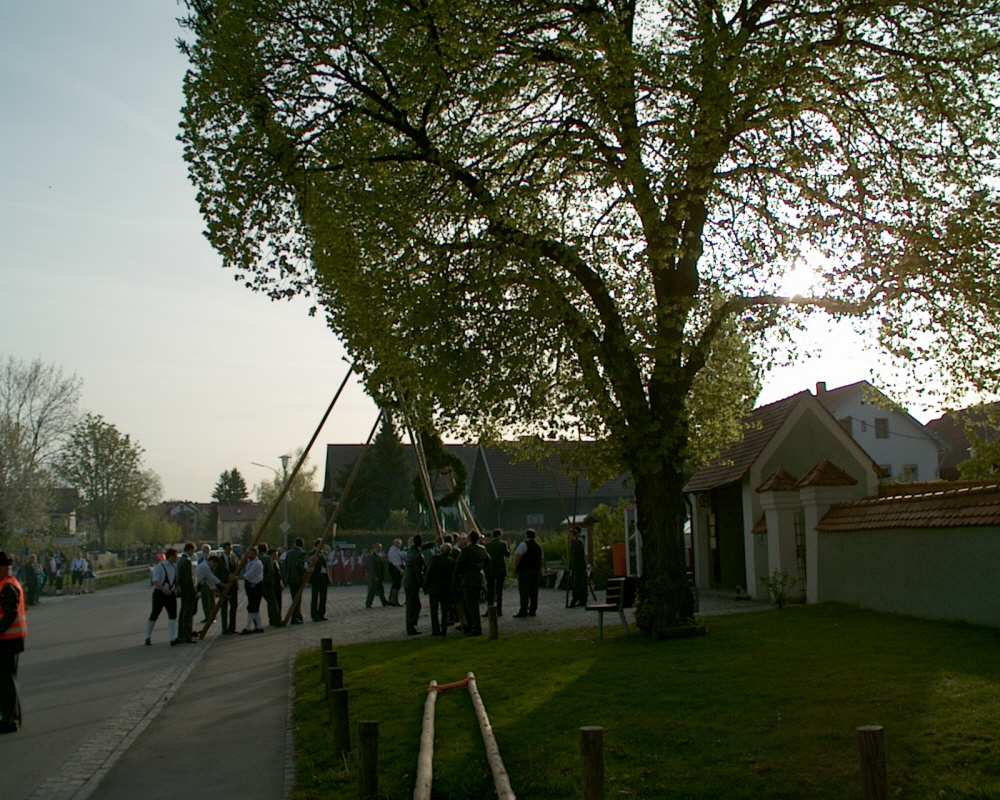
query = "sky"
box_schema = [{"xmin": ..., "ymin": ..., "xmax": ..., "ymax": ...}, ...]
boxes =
[{"xmin": 0, "ymin": 2, "xmax": 946, "ymax": 503}]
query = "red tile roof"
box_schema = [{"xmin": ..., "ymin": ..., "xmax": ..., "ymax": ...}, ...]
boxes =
[
  {"xmin": 756, "ymin": 467, "xmax": 800, "ymax": 492},
  {"xmin": 816, "ymin": 482, "xmax": 1000, "ymax": 531},
  {"xmin": 797, "ymin": 459, "xmax": 858, "ymax": 488}
]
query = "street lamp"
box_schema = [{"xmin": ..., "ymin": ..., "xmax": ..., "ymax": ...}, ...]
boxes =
[{"xmin": 253, "ymin": 456, "xmax": 292, "ymax": 549}]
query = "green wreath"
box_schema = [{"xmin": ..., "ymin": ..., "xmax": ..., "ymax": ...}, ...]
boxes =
[{"xmin": 412, "ymin": 430, "xmax": 468, "ymax": 509}]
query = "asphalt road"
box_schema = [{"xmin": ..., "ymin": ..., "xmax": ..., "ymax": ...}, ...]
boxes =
[{"xmin": 5, "ymin": 573, "xmax": 769, "ymax": 800}]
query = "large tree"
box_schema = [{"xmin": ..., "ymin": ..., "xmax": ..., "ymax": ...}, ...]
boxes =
[
  {"xmin": 0, "ymin": 355, "xmax": 82, "ymax": 546},
  {"xmin": 335, "ymin": 416, "xmax": 416, "ymax": 529},
  {"xmin": 180, "ymin": 1, "xmax": 1000, "ymax": 634},
  {"xmin": 55, "ymin": 414, "xmax": 160, "ymax": 550}
]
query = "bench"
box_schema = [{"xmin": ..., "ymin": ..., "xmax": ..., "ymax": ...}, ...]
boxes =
[{"xmin": 586, "ymin": 577, "xmax": 630, "ymax": 638}]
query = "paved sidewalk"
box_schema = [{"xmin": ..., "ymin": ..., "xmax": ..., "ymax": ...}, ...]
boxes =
[{"xmin": 73, "ymin": 583, "xmax": 771, "ymax": 799}]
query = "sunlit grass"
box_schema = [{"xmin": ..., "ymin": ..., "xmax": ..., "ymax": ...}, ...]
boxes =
[{"xmin": 291, "ymin": 605, "xmax": 1000, "ymax": 799}]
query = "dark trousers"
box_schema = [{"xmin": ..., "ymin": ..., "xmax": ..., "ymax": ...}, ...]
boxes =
[
  {"xmin": 464, "ymin": 585, "xmax": 483, "ymax": 635},
  {"xmin": 149, "ymin": 590, "xmax": 177, "ymax": 621},
  {"xmin": 245, "ymin": 582, "xmax": 264, "ymax": 614},
  {"xmin": 405, "ymin": 585, "xmax": 421, "ymax": 633},
  {"xmin": 219, "ymin": 585, "xmax": 238, "ymax": 632},
  {"xmin": 389, "ymin": 569, "xmax": 402, "ymax": 605},
  {"xmin": 288, "ymin": 582, "xmax": 304, "ymax": 623},
  {"xmin": 264, "ymin": 583, "xmax": 282, "ymax": 626},
  {"xmin": 518, "ymin": 573, "xmax": 540, "ymax": 615},
  {"xmin": 199, "ymin": 584, "xmax": 214, "ymax": 620},
  {"xmin": 366, "ymin": 578, "xmax": 387, "ymax": 607},
  {"xmin": 0, "ymin": 648, "xmax": 21, "ymax": 729},
  {"xmin": 485, "ymin": 575, "xmax": 505, "ymax": 614},
  {"xmin": 310, "ymin": 582, "xmax": 328, "ymax": 620},
  {"xmin": 178, "ymin": 593, "xmax": 197, "ymax": 641},
  {"xmin": 429, "ymin": 593, "xmax": 450, "ymax": 635}
]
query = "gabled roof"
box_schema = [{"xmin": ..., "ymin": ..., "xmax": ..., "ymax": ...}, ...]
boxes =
[
  {"xmin": 476, "ymin": 444, "xmax": 632, "ymax": 502},
  {"xmin": 816, "ymin": 380, "xmax": 945, "ymax": 450},
  {"xmin": 683, "ymin": 392, "xmax": 811, "ymax": 493},
  {"xmin": 756, "ymin": 467, "xmax": 799, "ymax": 492},
  {"xmin": 797, "ymin": 459, "xmax": 858, "ymax": 488},
  {"xmin": 925, "ymin": 402, "xmax": 1000, "ymax": 478},
  {"xmin": 816, "ymin": 481, "xmax": 1000, "ymax": 531},
  {"xmin": 322, "ymin": 443, "xmax": 477, "ymax": 497}
]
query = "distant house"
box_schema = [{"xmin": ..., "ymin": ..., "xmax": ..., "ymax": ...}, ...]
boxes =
[
  {"xmin": 814, "ymin": 380, "xmax": 945, "ymax": 482},
  {"xmin": 684, "ymin": 391, "xmax": 880, "ymax": 598},
  {"xmin": 468, "ymin": 444, "xmax": 632, "ymax": 532},
  {"xmin": 322, "ymin": 441, "xmax": 632, "ymax": 532},
  {"xmin": 925, "ymin": 402, "xmax": 1000, "ymax": 480},
  {"xmin": 217, "ymin": 503, "xmax": 263, "ymax": 546},
  {"xmin": 158, "ymin": 501, "xmax": 214, "ymax": 541}
]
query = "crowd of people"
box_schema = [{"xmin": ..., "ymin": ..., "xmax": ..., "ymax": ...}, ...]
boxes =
[{"xmin": 7, "ymin": 548, "xmax": 95, "ymax": 606}]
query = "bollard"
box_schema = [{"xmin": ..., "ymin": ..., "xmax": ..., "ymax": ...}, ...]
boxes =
[
  {"xmin": 357, "ymin": 720, "xmax": 379, "ymax": 800},
  {"xmin": 328, "ymin": 666, "xmax": 345, "ymax": 691},
  {"xmin": 581, "ymin": 726, "xmax": 605, "ymax": 800},
  {"xmin": 857, "ymin": 725, "xmax": 887, "ymax": 800},
  {"xmin": 321, "ymin": 640, "xmax": 337, "ymax": 695},
  {"xmin": 487, "ymin": 606, "xmax": 498, "ymax": 640},
  {"xmin": 330, "ymin": 688, "xmax": 351, "ymax": 754}
]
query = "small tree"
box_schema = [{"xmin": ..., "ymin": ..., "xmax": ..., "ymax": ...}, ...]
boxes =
[
  {"xmin": 55, "ymin": 414, "xmax": 160, "ymax": 550},
  {"xmin": 255, "ymin": 449, "xmax": 323, "ymax": 543},
  {"xmin": 213, "ymin": 467, "xmax": 250, "ymax": 505}
]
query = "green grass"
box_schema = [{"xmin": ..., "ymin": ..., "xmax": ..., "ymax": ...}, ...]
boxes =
[{"xmin": 292, "ymin": 605, "xmax": 1000, "ymax": 799}]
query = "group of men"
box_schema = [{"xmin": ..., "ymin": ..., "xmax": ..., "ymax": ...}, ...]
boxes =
[
  {"xmin": 385, "ymin": 528, "xmax": 546, "ymax": 637},
  {"xmin": 146, "ymin": 540, "xmax": 288, "ymax": 645}
]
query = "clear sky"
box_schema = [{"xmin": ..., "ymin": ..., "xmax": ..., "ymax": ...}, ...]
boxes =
[{"xmin": 0, "ymin": 2, "xmax": 944, "ymax": 502}]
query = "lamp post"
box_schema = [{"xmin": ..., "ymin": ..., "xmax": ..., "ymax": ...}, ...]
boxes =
[{"xmin": 253, "ymin": 456, "xmax": 292, "ymax": 549}]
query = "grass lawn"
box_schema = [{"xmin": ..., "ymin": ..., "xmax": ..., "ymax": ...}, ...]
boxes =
[{"xmin": 291, "ymin": 604, "xmax": 1000, "ymax": 799}]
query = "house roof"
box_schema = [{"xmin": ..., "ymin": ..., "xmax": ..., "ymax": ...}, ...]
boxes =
[
  {"xmin": 756, "ymin": 467, "xmax": 799, "ymax": 492},
  {"xmin": 797, "ymin": 459, "xmax": 858, "ymax": 488},
  {"xmin": 322, "ymin": 443, "xmax": 478, "ymax": 498},
  {"xmin": 816, "ymin": 380, "xmax": 944, "ymax": 449},
  {"xmin": 684, "ymin": 392, "xmax": 811, "ymax": 493},
  {"xmin": 925, "ymin": 402, "xmax": 1000, "ymax": 478},
  {"xmin": 476, "ymin": 444, "xmax": 632, "ymax": 502},
  {"xmin": 816, "ymin": 481, "xmax": 1000, "ymax": 531}
]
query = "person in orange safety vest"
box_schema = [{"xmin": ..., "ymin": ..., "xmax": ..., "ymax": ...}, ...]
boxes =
[{"xmin": 0, "ymin": 550, "xmax": 27, "ymax": 733}]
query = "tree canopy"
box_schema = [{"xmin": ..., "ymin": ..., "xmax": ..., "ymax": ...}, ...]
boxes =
[
  {"xmin": 55, "ymin": 414, "xmax": 160, "ymax": 550},
  {"xmin": 180, "ymin": 0, "xmax": 1000, "ymax": 632},
  {"xmin": 213, "ymin": 467, "xmax": 250, "ymax": 505}
]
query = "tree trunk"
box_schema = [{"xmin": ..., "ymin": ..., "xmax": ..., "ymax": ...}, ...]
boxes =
[{"xmin": 631, "ymin": 464, "xmax": 695, "ymax": 635}]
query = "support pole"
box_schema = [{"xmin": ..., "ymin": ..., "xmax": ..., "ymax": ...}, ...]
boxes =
[
  {"xmin": 413, "ymin": 680, "xmax": 439, "ymax": 800},
  {"xmin": 330, "ymin": 688, "xmax": 351, "ymax": 755},
  {"xmin": 357, "ymin": 720, "xmax": 379, "ymax": 800},
  {"xmin": 857, "ymin": 725, "xmax": 888, "ymax": 800},
  {"xmin": 466, "ymin": 672, "xmax": 516, "ymax": 800},
  {"xmin": 580, "ymin": 726, "xmax": 605, "ymax": 800}
]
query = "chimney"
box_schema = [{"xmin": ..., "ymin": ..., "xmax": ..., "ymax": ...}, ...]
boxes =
[{"xmin": 816, "ymin": 381, "xmax": 827, "ymax": 395}]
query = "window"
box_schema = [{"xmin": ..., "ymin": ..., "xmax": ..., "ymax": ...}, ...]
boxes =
[
  {"xmin": 878, "ymin": 464, "xmax": 892, "ymax": 481},
  {"xmin": 839, "ymin": 416, "xmax": 853, "ymax": 435},
  {"xmin": 900, "ymin": 464, "xmax": 919, "ymax": 481},
  {"xmin": 875, "ymin": 417, "xmax": 889, "ymax": 439},
  {"xmin": 526, "ymin": 514, "xmax": 544, "ymax": 527}
]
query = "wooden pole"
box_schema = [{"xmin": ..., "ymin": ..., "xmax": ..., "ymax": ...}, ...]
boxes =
[
  {"xmin": 283, "ymin": 410, "xmax": 383, "ymax": 626},
  {"xmin": 487, "ymin": 606, "xmax": 498, "ymax": 640},
  {"xmin": 330, "ymin": 688, "xmax": 351, "ymax": 755},
  {"xmin": 357, "ymin": 720, "xmax": 379, "ymax": 800},
  {"xmin": 414, "ymin": 680, "xmax": 439, "ymax": 800},
  {"xmin": 581, "ymin": 726, "xmax": 605, "ymax": 800},
  {"xmin": 857, "ymin": 725, "xmax": 887, "ymax": 800},
  {"xmin": 466, "ymin": 672, "xmax": 516, "ymax": 800},
  {"xmin": 199, "ymin": 362, "xmax": 355, "ymax": 639}
]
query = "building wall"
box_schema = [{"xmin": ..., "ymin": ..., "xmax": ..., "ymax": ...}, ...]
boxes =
[
  {"xmin": 758, "ymin": 412, "xmax": 864, "ymax": 484},
  {"xmin": 714, "ymin": 484, "xmax": 746, "ymax": 590},
  {"xmin": 817, "ymin": 527, "xmax": 1000, "ymax": 627},
  {"xmin": 823, "ymin": 394, "xmax": 939, "ymax": 480}
]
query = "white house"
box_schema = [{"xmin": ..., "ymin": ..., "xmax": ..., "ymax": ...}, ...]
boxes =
[{"xmin": 814, "ymin": 381, "xmax": 945, "ymax": 482}]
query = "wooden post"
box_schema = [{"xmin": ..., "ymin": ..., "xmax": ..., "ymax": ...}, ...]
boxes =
[
  {"xmin": 357, "ymin": 720, "xmax": 379, "ymax": 800},
  {"xmin": 487, "ymin": 606, "xmax": 498, "ymax": 640},
  {"xmin": 414, "ymin": 681, "xmax": 439, "ymax": 800},
  {"xmin": 321, "ymin": 639, "xmax": 336, "ymax": 689},
  {"xmin": 581, "ymin": 726, "xmax": 605, "ymax": 800},
  {"xmin": 857, "ymin": 725, "xmax": 887, "ymax": 800},
  {"xmin": 330, "ymin": 688, "xmax": 351, "ymax": 754},
  {"xmin": 328, "ymin": 666, "xmax": 345, "ymax": 692}
]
